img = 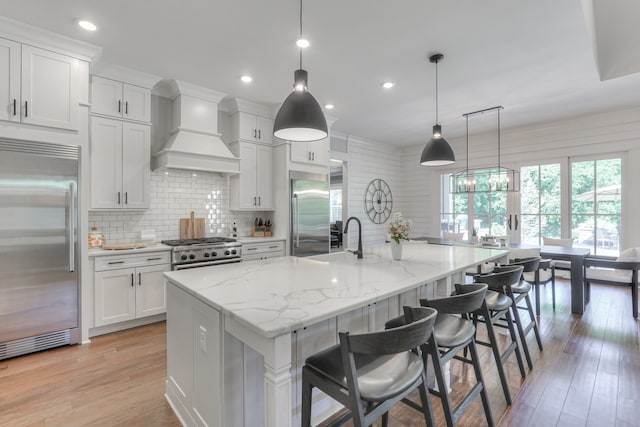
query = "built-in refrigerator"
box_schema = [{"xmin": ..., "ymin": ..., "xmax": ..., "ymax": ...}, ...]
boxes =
[
  {"xmin": 290, "ymin": 171, "xmax": 330, "ymax": 257},
  {"xmin": 0, "ymin": 140, "xmax": 79, "ymax": 360}
]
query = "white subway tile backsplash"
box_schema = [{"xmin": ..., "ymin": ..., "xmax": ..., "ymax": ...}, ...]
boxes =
[{"xmin": 89, "ymin": 169, "xmax": 272, "ymax": 244}]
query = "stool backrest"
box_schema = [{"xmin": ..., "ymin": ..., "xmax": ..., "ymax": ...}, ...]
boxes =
[
  {"xmin": 507, "ymin": 256, "xmax": 540, "ymax": 273},
  {"xmin": 420, "ymin": 283, "xmax": 488, "ymax": 315},
  {"xmin": 474, "ymin": 265, "xmax": 524, "ymax": 290},
  {"xmin": 341, "ymin": 306, "xmax": 437, "ymax": 356}
]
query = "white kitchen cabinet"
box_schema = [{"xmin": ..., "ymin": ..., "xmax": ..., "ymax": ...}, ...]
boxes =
[
  {"xmin": 94, "ymin": 252, "xmax": 171, "ymax": 327},
  {"xmin": 90, "ymin": 75, "xmax": 151, "ymax": 123},
  {"xmin": 0, "ymin": 39, "xmax": 79, "ymax": 130},
  {"xmin": 242, "ymin": 240, "xmax": 285, "ymax": 261},
  {"xmin": 230, "ymin": 111, "xmax": 273, "ymax": 144},
  {"xmin": 229, "ymin": 141, "xmax": 274, "ymax": 210},
  {"xmin": 90, "ymin": 116, "xmax": 150, "ymax": 209},
  {"xmin": 290, "ymin": 138, "xmax": 329, "ymax": 165}
]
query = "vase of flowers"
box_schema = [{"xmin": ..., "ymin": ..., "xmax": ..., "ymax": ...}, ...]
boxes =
[{"xmin": 387, "ymin": 212, "xmax": 412, "ymax": 260}]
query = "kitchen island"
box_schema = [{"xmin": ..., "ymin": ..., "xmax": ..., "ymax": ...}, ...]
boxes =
[{"xmin": 163, "ymin": 242, "xmax": 507, "ymax": 427}]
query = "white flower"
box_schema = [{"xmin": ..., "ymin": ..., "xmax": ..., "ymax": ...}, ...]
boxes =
[{"xmin": 387, "ymin": 212, "xmax": 412, "ymax": 243}]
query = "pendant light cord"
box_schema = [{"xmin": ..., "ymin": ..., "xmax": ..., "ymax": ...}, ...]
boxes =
[
  {"xmin": 497, "ymin": 108, "xmax": 501, "ymax": 170},
  {"xmin": 435, "ymin": 58, "xmax": 439, "ymax": 124},
  {"xmin": 299, "ymin": 0, "xmax": 303, "ymax": 69},
  {"xmin": 466, "ymin": 115, "xmax": 469, "ymax": 173}
]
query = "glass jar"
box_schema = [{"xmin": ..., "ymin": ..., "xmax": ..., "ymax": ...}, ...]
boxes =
[{"xmin": 88, "ymin": 227, "xmax": 105, "ymax": 248}]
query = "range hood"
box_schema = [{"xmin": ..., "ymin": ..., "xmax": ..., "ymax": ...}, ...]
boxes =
[{"xmin": 152, "ymin": 80, "xmax": 240, "ymax": 174}]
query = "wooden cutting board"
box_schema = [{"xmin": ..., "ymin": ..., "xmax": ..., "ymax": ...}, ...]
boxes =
[{"xmin": 180, "ymin": 211, "xmax": 205, "ymax": 239}]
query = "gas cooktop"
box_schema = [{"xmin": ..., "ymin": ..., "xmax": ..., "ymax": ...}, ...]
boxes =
[{"xmin": 161, "ymin": 237, "xmax": 237, "ymax": 247}]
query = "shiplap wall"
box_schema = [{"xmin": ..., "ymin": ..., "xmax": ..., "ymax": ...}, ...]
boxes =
[
  {"xmin": 400, "ymin": 106, "xmax": 640, "ymax": 247},
  {"xmin": 340, "ymin": 135, "xmax": 403, "ymax": 248}
]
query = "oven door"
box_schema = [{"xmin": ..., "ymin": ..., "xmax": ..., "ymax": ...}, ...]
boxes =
[{"xmin": 173, "ymin": 258, "xmax": 243, "ymax": 270}]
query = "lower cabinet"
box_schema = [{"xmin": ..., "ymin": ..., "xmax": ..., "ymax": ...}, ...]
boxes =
[
  {"xmin": 242, "ymin": 240, "xmax": 285, "ymax": 261},
  {"xmin": 94, "ymin": 252, "xmax": 171, "ymax": 327}
]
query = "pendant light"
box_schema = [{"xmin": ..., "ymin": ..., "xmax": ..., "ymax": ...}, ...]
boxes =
[
  {"xmin": 273, "ymin": 0, "xmax": 328, "ymax": 142},
  {"xmin": 420, "ymin": 53, "xmax": 455, "ymax": 166}
]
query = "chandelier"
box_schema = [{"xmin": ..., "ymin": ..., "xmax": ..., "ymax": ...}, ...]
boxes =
[{"xmin": 450, "ymin": 106, "xmax": 520, "ymax": 194}]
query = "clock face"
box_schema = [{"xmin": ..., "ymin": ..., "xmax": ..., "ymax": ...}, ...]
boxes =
[{"xmin": 365, "ymin": 179, "xmax": 393, "ymax": 224}]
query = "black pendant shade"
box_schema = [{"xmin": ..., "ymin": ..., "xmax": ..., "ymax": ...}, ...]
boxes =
[
  {"xmin": 420, "ymin": 53, "xmax": 455, "ymax": 166},
  {"xmin": 420, "ymin": 125, "xmax": 455, "ymax": 166},
  {"xmin": 274, "ymin": 69, "xmax": 328, "ymax": 142}
]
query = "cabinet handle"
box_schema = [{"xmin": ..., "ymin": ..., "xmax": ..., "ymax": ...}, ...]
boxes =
[
  {"xmin": 131, "ymin": 273, "xmax": 134, "ymax": 287},
  {"xmin": 24, "ymin": 101, "xmax": 28, "ymax": 118},
  {"xmin": 118, "ymin": 192, "xmax": 121, "ymax": 205},
  {"xmin": 258, "ymin": 196, "xmax": 261, "ymax": 206},
  {"xmin": 269, "ymin": 245, "xmax": 280, "ymax": 249},
  {"xmin": 12, "ymin": 99, "xmax": 16, "ymax": 116},
  {"xmin": 125, "ymin": 192, "xmax": 128, "ymax": 205},
  {"xmin": 147, "ymin": 257, "xmax": 162, "ymax": 261},
  {"xmin": 118, "ymin": 100, "xmax": 121, "ymax": 113},
  {"xmin": 258, "ymin": 129, "xmax": 261, "ymax": 139},
  {"xmin": 308, "ymin": 152, "xmax": 311, "ymax": 161},
  {"xmin": 246, "ymin": 247, "xmax": 258, "ymax": 251},
  {"xmin": 125, "ymin": 101, "xmax": 129, "ymax": 115},
  {"xmin": 254, "ymin": 129, "xmax": 257, "ymax": 139},
  {"xmin": 254, "ymin": 196, "xmax": 257, "ymax": 206},
  {"xmin": 312, "ymin": 152, "xmax": 315, "ymax": 161},
  {"xmin": 108, "ymin": 261, "xmax": 125, "ymax": 265},
  {"xmin": 138, "ymin": 272, "xmax": 141, "ymax": 286}
]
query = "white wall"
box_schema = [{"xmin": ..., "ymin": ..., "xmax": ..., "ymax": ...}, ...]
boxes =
[
  {"xmin": 400, "ymin": 106, "xmax": 640, "ymax": 248},
  {"xmin": 336, "ymin": 134, "xmax": 403, "ymax": 248}
]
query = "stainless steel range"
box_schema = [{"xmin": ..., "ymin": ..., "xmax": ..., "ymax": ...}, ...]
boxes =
[{"xmin": 161, "ymin": 237, "xmax": 242, "ymax": 270}]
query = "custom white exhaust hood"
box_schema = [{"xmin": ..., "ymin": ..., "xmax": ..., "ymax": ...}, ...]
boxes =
[{"xmin": 152, "ymin": 80, "xmax": 240, "ymax": 174}]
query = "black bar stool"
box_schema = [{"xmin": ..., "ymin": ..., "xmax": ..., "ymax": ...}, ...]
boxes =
[
  {"xmin": 301, "ymin": 306, "xmax": 438, "ymax": 427},
  {"xmin": 516, "ymin": 256, "xmax": 556, "ymax": 314},
  {"xmin": 386, "ymin": 284, "xmax": 494, "ymax": 427},
  {"xmin": 470, "ymin": 265, "xmax": 527, "ymax": 405}
]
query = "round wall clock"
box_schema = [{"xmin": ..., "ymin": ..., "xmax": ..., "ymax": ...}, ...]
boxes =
[{"xmin": 364, "ymin": 179, "xmax": 393, "ymax": 224}]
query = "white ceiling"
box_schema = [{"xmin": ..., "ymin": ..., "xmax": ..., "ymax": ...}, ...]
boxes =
[{"xmin": 1, "ymin": 0, "xmax": 638, "ymax": 146}]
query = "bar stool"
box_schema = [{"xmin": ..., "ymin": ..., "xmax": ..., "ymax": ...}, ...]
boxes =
[
  {"xmin": 385, "ymin": 284, "xmax": 494, "ymax": 427},
  {"xmin": 301, "ymin": 306, "xmax": 438, "ymax": 427},
  {"xmin": 516, "ymin": 256, "xmax": 556, "ymax": 314},
  {"xmin": 471, "ymin": 266, "xmax": 527, "ymax": 405}
]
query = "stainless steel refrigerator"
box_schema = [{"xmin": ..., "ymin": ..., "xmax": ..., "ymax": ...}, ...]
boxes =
[
  {"xmin": 290, "ymin": 171, "xmax": 330, "ymax": 257},
  {"xmin": 0, "ymin": 140, "xmax": 79, "ymax": 360}
]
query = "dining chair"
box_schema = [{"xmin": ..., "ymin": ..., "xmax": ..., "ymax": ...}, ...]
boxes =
[{"xmin": 543, "ymin": 237, "xmax": 573, "ymax": 273}]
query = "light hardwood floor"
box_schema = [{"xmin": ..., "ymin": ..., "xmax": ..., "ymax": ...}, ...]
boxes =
[{"xmin": 1, "ymin": 279, "xmax": 638, "ymax": 427}]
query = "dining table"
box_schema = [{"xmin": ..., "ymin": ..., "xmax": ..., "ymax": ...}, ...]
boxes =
[{"xmin": 416, "ymin": 237, "xmax": 592, "ymax": 314}]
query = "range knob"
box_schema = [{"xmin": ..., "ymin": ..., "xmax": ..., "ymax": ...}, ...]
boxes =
[
  {"xmin": 231, "ymin": 249, "xmax": 237, "ymax": 255},
  {"xmin": 225, "ymin": 250, "xmax": 230, "ymax": 256},
  {"xmin": 181, "ymin": 255, "xmax": 188, "ymax": 261},
  {"xmin": 189, "ymin": 254, "xmax": 196, "ymax": 260},
  {"xmin": 204, "ymin": 252, "xmax": 210, "ymax": 258}
]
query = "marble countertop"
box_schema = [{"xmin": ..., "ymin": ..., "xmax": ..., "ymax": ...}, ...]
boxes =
[
  {"xmin": 88, "ymin": 243, "xmax": 171, "ymax": 257},
  {"xmin": 236, "ymin": 236, "xmax": 286, "ymax": 244},
  {"xmin": 164, "ymin": 241, "xmax": 507, "ymax": 338}
]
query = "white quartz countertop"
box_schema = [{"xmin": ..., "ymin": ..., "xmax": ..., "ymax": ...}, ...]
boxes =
[
  {"xmin": 164, "ymin": 241, "xmax": 507, "ymax": 338},
  {"xmin": 236, "ymin": 236, "xmax": 286, "ymax": 244},
  {"xmin": 88, "ymin": 243, "xmax": 171, "ymax": 257}
]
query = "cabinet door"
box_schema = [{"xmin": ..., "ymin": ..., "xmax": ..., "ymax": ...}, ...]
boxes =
[
  {"xmin": 90, "ymin": 76, "xmax": 123, "ymax": 118},
  {"xmin": 256, "ymin": 145, "xmax": 273, "ymax": 209},
  {"xmin": 90, "ymin": 117, "xmax": 123, "ymax": 209},
  {"xmin": 95, "ymin": 268, "xmax": 136, "ymax": 326},
  {"xmin": 21, "ymin": 45, "xmax": 79, "ymax": 130},
  {"xmin": 236, "ymin": 112, "xmax": 258, "ymax": 141},
  {"xmin": 0, "ymin": 37, "xmax": 20, "ymax": 123},
  {"xmin": 136, "ymin": 264, "xmax": 170, "ymax": 317},
  {"xmin": 237, "ymin": 143, "xmax": 258, "ymax": 209},
  {"xmin": 255, "ymin": 115, "xmax": 273, "ymax": 144},
  {"xmin": 122, "ymin": 122, "xmax": 150, "ymax": 209},
  {"xmin": 123, "ymin": 83, "xmax": 151, "ymax": 123},
  {"xmin": 290, "ymin": 142, "xmax": 310, "ymax": 163},
  {"xmin": 309, "ymin": 138, "xmax": 328, "ymax": 165}
]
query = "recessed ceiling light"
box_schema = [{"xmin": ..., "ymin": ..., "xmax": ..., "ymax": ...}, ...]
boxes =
[
  {"xmin": 77, "ymin": 20, "xmax": 97, "ymax": 31},
  {"xmin": 381, "ymin": 81, "xmax": 396, "ymax": 89},
  {"xmin": 296, "ymin": 38, "xmax": 310, "ymax": 48},
  {"xmin": 240, "ymin": 75, "xmax": 253, "ymax": 83},
  {"xmin": 325, "ymin": 104, "xmax": 334, "ymax": 110}
]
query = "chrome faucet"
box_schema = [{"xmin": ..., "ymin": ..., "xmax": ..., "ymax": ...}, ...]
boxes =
[{"xmin": 343, "ymin": 217, "xmax": 363, "ymax": 259}]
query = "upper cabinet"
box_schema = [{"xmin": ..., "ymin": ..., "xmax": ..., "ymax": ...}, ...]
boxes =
[
  {"xmin": 230, "ymin": 111, "xmax": 274, "ymax": 145},
  {"xmin": 90, "ymin": 76, "xmax": 151, "ymax": 123},
  {"xmin": 290, "ymin": 138, "xmax": 329, "ymax": 165},
  {"xmin": 0, "ymin": 37, "xmax": 80, "ymax": 131},
  {"xmin": 229, "ymin": 141, "xmax": 274, "ymax": 211}
]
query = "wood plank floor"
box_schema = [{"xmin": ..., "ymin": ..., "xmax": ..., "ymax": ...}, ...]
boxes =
[{"xmin": 1, "ymin": 279, "xmax": 638, "ymax": 426}]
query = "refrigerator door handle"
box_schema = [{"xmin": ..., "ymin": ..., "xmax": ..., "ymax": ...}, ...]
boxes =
[
  {"xmin": 68, "ymin": 182, "xmax": 75, "ymax": 272},
  {"xmin": 293, "ymin": 193, "xmax": 300, "ymax": 248}
]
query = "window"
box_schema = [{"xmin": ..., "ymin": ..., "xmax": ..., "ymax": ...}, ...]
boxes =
[
  {"xmin": 520, "ymin": 164, "xmax": 561, "ymax": 245},
  {"xmin": 441, "ymin": 174, "xmax": 469, "ymax": 237},
  {"xmin": 571, "ymin": 158, "xmax": 621, "ymax": 256},
  {"xmin": 330, "ymin": 188, "xmax": 342, "ymax": 223}
]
